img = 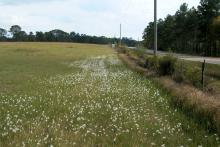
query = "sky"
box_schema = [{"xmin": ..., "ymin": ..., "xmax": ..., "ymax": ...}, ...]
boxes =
[{"xmin": 0, "ymin": 0, "xmax": 200, "ymax": 40}]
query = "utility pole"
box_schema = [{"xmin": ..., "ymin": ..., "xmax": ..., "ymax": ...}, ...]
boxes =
[
  {"xmin": 154, "ymin": 0, "xmax": 157, "ymax": 56},
  {"xmin": 120, "ymin": 23, "xmax": 122, "ymax": 47}
]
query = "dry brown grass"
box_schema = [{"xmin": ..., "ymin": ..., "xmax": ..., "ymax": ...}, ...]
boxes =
[
  {"xmin": 159, "ymin": 77, "xmax": 220, "ymax": 131},
  {"xmin": 118, "ymin": 53, "xmax": 155, "ymax": 76},
  {"xmin": 118, "ymin": 53, "xmax": 220, "ymax": 133}
]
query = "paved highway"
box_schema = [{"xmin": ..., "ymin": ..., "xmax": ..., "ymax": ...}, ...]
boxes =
[{"xmin": 145, "ymin": 50, "xmax": 220, "ymax": 65}]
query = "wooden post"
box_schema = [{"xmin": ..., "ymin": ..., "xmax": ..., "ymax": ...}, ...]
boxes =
[{"xmin": 201, "ymin": 60, "xmax": 206, "ymax": 90}]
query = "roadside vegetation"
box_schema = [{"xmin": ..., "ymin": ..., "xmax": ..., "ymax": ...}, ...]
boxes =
[
  {"xmin": 0, "ymin": 42, "xmax": 220, "ymax": 146},
  {"xmin": 118, "ymin": 46, "xmax": 220, "ymax": 136},
  {"xmin": 122, "ymin": 47, "xmax": 220, "ymax": 94}
]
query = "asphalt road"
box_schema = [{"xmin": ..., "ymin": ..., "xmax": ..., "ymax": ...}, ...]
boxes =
[{"xmin": 146, "ymin": 50, "xmax": 220, "ymax": 65}]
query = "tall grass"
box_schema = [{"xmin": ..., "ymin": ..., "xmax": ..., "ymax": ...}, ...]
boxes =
[{"xmin": 118, "ymin": 49, "xmax": 220, "ymax": 137}]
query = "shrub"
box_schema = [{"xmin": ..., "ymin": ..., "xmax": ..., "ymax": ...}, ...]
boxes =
[
  {"xmin": 144, "ymin": 56, "xmax": 159, "ymax": 71},
  {"xmin": 137, "ymin": 59, "xmax": 145, "ymax": 68},
  {"xmin": 134, "ymin": 49, "xmax": 146, "ymax": 58},
  {"xmin": 158, "ymin": 55, "xmax": 177, "ymax": 76},
  {"xmin": 174, "ymin": 61, "xmax": 186, "ymax": 83},
  {"xmin": 185, "ymin": 66, "xmax": 202, "ymax": 87},
  {"xmin": 174, "ymin": 60, "xmax": 202, "ymax": 88},
  {"xmin": 118, "ymin": 46, "xmax": 128, "ymax": 54}
]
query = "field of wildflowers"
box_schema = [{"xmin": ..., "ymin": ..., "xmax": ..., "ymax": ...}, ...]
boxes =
[{"xmin": 0, "ymin": 43, "xmax": 219, "ymax": 146}]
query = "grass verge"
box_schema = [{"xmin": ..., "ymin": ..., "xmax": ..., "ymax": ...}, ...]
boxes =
[{"xmin": 118, "ymin": 53, "xmax": 220, "ymax": 134}]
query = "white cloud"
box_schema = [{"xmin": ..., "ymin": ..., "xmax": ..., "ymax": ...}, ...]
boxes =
[{"xmin": 0, "ymin": 0, "xmax": 200, "ymax": 39}]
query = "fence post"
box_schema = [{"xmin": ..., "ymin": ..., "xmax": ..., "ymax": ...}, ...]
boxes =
[{"xmin": 201, "ymin": 60, "xmax": 206, "ymax": 91}]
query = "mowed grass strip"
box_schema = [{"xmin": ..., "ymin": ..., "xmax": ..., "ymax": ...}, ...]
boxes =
[{"xmin": 0, "ymin": 42, "xmax": 219, "ymax": 146}]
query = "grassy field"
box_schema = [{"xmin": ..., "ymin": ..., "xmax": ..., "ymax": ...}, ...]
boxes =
[{"xmin": 0, "ymin": 42, "xmax": 220, "ymax": 146}]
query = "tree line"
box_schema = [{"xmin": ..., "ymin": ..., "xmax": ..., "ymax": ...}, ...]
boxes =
[
  {"xmin": 0, "ymin": 25, "xmax": 137, "ymax": 47},
  {"xmin": 143, "ymin": 0, "xmax": 220, "ymax": 57}
]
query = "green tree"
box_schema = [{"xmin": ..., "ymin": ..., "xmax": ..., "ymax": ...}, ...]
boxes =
[
  {"xmin": 198, "ymin": 0, "xmax": 220, "ymax": 56},
  {"xmin": 49, "ymin": 29, "xmax": 69, "ymax": 42},
  {"xmin": 162, "ymin": 15, "xmax": 175, "ymax": 51},
  {"xmin": 44, "ymin": 32, "xmax": 55, "ymax": 42},
  {"xmin": 185, "ymin": 7, "xmax": 199, "ymax": 54},
  {"xmin": 28, "ymin": 32, "xmax": 35, "ymax": 41},
  {"xmin": 212, "ymin": 16, "xmax": 220, "ymax": 56},
  {"xmin": 143, "ymin": 0, "xmax": 220, "ymax": 57},
  {"xmin": 36, "ymin": 32, "xmax": 45, "ymax": 41},
  {"xmin": 0, "ymin": 27, "xmax": 137, "ymax": 46},
  {"xmin": 174, "ymin": 3, "xmax": 189, "ymax": 53},
  {"xmin": 0, "ymin": 28, "xmax": 7, "ymax": 41},
  {"xmin": 9, "ymin": 25, "xmax": 21, "ymax": 36},
  {"xmin": 143, "ymin": 22, "xmax": 154, "ymax": 49},
  {"xmin": 15, "ymin": 31, "xmax": 28, "ymax": 41}
]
